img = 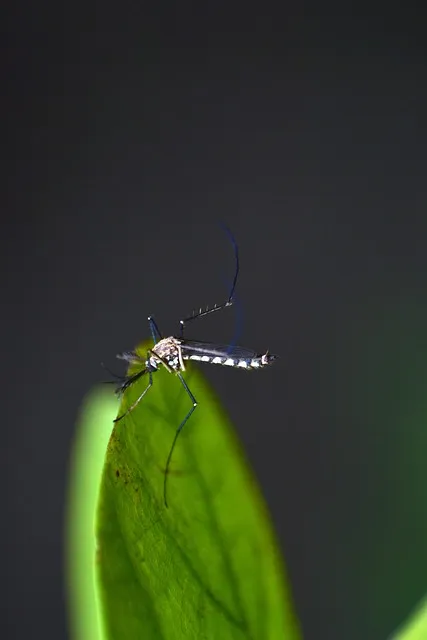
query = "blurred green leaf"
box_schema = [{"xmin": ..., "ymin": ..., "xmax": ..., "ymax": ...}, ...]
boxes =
[
  {"xmin": 66, "ymin": 388, "xmax": 119, "ymax": 640},
  {"xmin": 95, "ymin": 340, "xmax": 300, "ymax": 640},
  {"xmin": 390, "ymin": 596, "xmax": 427, "ymax": 640}
]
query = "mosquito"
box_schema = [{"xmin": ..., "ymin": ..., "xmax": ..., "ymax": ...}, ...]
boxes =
[{"xmin": 107, "ymin": 227, "xmax": 277, "ymax": 507}]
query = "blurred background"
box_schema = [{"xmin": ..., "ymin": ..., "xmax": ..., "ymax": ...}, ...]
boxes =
[{"xmin": 3, "ymin": 3, "xmax": 427, "ymax": 639}]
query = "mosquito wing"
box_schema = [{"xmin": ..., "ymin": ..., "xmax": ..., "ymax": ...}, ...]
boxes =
[{"xmin": 180, "ymin": 339, "xmax": 261, "ymax": 360}]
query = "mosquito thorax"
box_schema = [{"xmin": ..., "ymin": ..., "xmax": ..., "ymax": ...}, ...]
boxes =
[{"xmin": 149, "ymin": 336, "xmax": 185, "ymax": 373}]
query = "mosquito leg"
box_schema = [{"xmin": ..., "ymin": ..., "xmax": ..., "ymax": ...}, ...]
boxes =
[
  {"xmin": 179, "ymin": 224, "xmax": 239, "ymax": 338},
  {"xmin": 148, "ymin": 316, "xmax": 162, "ymax": 344},
  {"xmin": 163, "ymin": 372, "xmax": 198, "ymax": 507},
  {"xmin": 179, "ymin": 301, "xmax": 234, "ymax": 338},
  {"xmin": 114, "ymin": 370, "xmax": 153, "ymax": 422}
]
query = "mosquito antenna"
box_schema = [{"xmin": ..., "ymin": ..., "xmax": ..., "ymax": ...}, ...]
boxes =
[{"xmin": 100, "ymin": 361, "xmax": 125, "ymax": 382}]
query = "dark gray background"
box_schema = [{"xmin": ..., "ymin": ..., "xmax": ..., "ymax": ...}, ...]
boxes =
[{"xmin": 4, "ymin": 4, "xmax": 427, "ymax": 640}]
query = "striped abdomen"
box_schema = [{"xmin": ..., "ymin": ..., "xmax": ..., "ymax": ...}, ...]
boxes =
[{"xmin": 180, "ymin": 340, "xmax": 277, "ymax": 370}]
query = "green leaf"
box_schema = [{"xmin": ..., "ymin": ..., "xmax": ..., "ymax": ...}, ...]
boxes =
[
  {"xmin": 70, "ymin": 340, "xmax": 300, "ymax": 640},
  {"xmin": 65, "ymin": 388, "xmax": 120, "ymax": 640},
  {"xmin": 390, "ymin": 596, "xmax": 427, "ymax": 640}
]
